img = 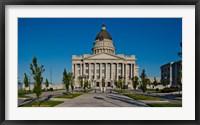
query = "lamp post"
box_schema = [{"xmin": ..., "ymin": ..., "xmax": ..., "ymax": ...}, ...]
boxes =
[{"xmin": 118, "ymin": 75, "xmax": 124, "ymax": 91}]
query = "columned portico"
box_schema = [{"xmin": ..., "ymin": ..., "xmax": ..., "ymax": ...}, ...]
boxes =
[{"xmin": 72, "ymin": 24, "xmax": 139, "ymax": 90}]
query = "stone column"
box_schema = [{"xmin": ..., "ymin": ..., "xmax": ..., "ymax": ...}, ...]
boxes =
[
  {"xmin": 170, "ymin": 65, "xmax": 172, "ymax": 86},
  {"xmin": 72, "ymin": 63, "xmax": 75, "ymax": 78},
  {"xmin": 125, "ymin": 64, "xmax": 127, "ymax": 81},
  {"xmin": 116, "ymin": 63, "xmax": 118, "ymax": 80},
  {"xmin": 100, "ymin": 63, "xmax": 102, "ymax": 91},
  {"xmin": 75, "ymin": 64, "xmax": 77, "ymax": 79},
  {"xmin": 83, "ymin": 63, "xmax": 85, "ymax": 84},
  {"xmin": 132, "ymin": 64, "xmax": 134, "ymax": 78},
  {"xmin": 111, "ymin": 63, "xmax": 113, "ymax": 80},
  {"xmin": 105, "ymin": 63, "xmax": 107, "ymax": 79},
  {"xmin": 100, "ymin": 63, "xmax": 102, "ymax": 80},
  {"xmin": 94, "ymin": 63, "xmax": 96, "ymax": 80},
  {"xmin": 88, "ymin": 63, "xmax": 90, "ymax": 80},
  {"xmin": 125, "ymin": 64, "xmax": 128, "ymax": 80},
  {"xmin": 80, "ymin": 63, "xmax": 82, "ymax": 77},
  {"xmin": 130, "ymin": 64, "xmax": 132, "ymax": 80},
  {"xmin": 122, "ymin": 63, "xmax": 124, "ymax": 78}
]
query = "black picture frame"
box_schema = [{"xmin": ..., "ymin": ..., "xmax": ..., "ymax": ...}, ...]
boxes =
[{"xmin": 0, "ymin": 0, "xmax": 199, "ymax": 125}]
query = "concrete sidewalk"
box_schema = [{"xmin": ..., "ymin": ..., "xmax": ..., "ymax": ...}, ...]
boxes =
[{"xmin": 53, "ymin": 90, "xmax": 149, "ymax": 107}]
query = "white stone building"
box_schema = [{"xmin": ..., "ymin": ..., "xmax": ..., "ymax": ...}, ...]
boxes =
[
  {"xmin": 160, "ymin": 60, "xmax": 182, "ymax": 87},
  {"xmin": 72, "ymin": 24, "xmax": 139, "ymax": 91}
]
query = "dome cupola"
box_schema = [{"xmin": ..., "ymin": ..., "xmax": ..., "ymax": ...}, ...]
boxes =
[
  {"xmin": 92, "ymin": 24, "xmax": 115, "ymax": 55},
  {"xmin": 95, "ymin": 24, "xmax": 112, "ymax": 41}
]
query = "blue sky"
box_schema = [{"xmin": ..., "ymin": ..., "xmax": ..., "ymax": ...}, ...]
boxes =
[{"xmin": 18, "ymin": 18, "xmax": 182, "ymax": 84}]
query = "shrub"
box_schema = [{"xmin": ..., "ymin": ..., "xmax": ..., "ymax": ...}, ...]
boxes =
[{"xmin": 156, "ymin": 88, "xmax": 159, "ymax": 92}]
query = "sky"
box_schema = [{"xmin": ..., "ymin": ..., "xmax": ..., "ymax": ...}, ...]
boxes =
[{"xmin": 18, "ymin": 18, "xmax": 182, "ymax": 84}]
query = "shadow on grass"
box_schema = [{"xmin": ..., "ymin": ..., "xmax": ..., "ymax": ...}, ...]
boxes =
[{"xmin": 106, "ymin": 95, "xmax": 148, "ymax": 107}]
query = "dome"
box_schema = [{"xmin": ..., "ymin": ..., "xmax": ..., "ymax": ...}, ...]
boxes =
[
  {"xmin": 95, "ymin": 24, "xmax": 112, "ymax": 40},
  {"xmin": 92, "ymin": 24, "xmax": 115, "ymax": 55}
]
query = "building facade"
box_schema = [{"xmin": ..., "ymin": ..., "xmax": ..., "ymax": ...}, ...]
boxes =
[
  {"xmin": 160, "ymin": 60, "xmax": 182, "ymax": 87},
  {"xmin": 72, "ymin": 24, "xmax": 139, "ymax": 91}
]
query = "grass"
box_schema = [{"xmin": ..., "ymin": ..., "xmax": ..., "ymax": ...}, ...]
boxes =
[
  {"xmin": 20, "ymin": 100, "xmax": 63, "ymax": 107},
  {"xmin": 54, "ymin": 89, "xmax": 66, "ymax": 91},
  {"xmin": 18, "ymin": 95, "xmax": 31, "ymax": 98},
  {"xmin": 114, "ymin": 89, "xmax": 129, "ymax": 94},
  {"xmin": 54, "ymin": 93, "xmax": 82, "ymax": 99},
  {"xmin": 123, "ymin": 93, "xmax": 162, "ymax": 101},
  {"xmin": 83, "ymin": 89, "xmax": 93, "ymax": 93},
  {"xmin": 147, "ymin": 90, "xmax": 162, "ymax": 94},
  {"xmin": 18, "ymin": 90, "xmax": 27, "ymax": 95},
  {"xmin": 114, "ymin": 89, "xmax": 162, "ymax": 101},
  {"xmin": 147, "ymin": 103, "xmax": 182, "ymax": 107},
  {"xmin": 18, "ymin": 90, "xmax": 32, "ymax": 98}
]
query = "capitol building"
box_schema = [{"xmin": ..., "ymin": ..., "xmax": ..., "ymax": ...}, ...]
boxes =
[{"xmin": 72, "ymin": 24, "xmax": 139, "ymax": 91}]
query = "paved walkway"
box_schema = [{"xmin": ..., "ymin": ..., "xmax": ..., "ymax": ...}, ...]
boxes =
[{"xmin": 52, "ymin": 90, "xmax": 149, "ymax": 107}]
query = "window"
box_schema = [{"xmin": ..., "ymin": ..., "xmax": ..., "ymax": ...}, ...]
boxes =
[
  {"xmin": 97, "ymin": 69, "xmax": 99, "ymax": 74},
  {"xmin": 86, "ymin": 69, "xmax": 89, "ymax": 74},
  {"xmin": 99, "ymin": 36, "xmax": 104, "ymax": 41}
]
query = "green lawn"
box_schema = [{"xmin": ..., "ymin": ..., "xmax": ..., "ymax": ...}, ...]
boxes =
[
  {"xmin": 147, "ymin": 103, "xmax": 182, "ymax": 107},
  {"xmin": 18, "ymin": 90, "xmax": 32, "ymax": 98},
  {"xmin": 114, "ymin": 89, "xmax": 129, "ymax": 94},
  {"xmin": 18, "ymin": 90, "xmax": 27, "ymax": 95},
  {"xmin": 20, "ymin": 100, "xmax": 63, "ymax": 107},
  {"xmin": 54, "ymin": 93, "xmax": 82, "ymax": 99},
  {"xmin": 123, "ymin": 93, "xmax": 162, "ymax": 101},
  {"xmin": 147, "ymin": 90, "xmax": 162, "ymax": 94},
  {"xmin": 83, "ymin": 89, "xmax": 93, "ymax": 93},
  {"xmin": 114, "ymin": 89, "xmax": 162, "ymax": 101},
  {"xmin": 18, "ymin": 95, "xmax": 31, "ymax": 98},
  {"xmin": 54, "ymin": 89, "xmax": 66, "ymax": 91}
]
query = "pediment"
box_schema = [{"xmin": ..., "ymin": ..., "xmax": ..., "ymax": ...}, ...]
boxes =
[{"xmin": 84, "ymin": 53, "xmax": 124, "ymax": 60}]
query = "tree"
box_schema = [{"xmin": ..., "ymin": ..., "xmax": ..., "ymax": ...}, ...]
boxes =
[
  {"xmin": 62, "ymin": 69, "xmax": 70, "ymax": 92},
  {"xmin": 45, "ymin": 78, "xmax": 49, "ymax": 90},
  {"xmin": 88, "ymin": 81, "xmax": 91, "ymax": 89},
  {"xmin": 177, "ymin": 42, "xmax": 182, "ymax": 90},
  {"xmin": 140, "ymin": 69, "xmax": 148, "ymax": 93},
  {"xmin": 153, "ymin": 77, "xmax": 158, "ymax": 87},
  {"xmin": 177, "ymin": 63, "xmax": 182, "ymax": 95},
  {"xmin": 161, "ymin": 78, "xmax": 167, "ymax": 87},
  {"xmin": 147, "ymin": 79, "xmax": 151, "ymax": 89},
  {"xmin": 68, "ymin": 72, "xmax": 74, "ymax": 93},
  {"xmin": 132, "ymin": 76, "xmax": 139, "ymax": 90},
  {"xmin": 114, "ymin": 79, "xmax": 118, "ymax": 89},
  {"xmin": 122, "ymin": 79, "xmax": 126, "ymax": 90},
  {"xmin": 79, "ymin": 76, "xmax": 83, "ymax": 88},
  {"xmin": 71, "ymin": 78, "xmax": 74, "ymax": 93},
  {"xmin": 30, "ymin": 57, "xmax": 45, "ymax": 106},
  {"xmin": 23, "ymin": 73, "xmax": 29, "ymax": 93},
  {"xmin": 118, "ymin": 79, "xmax": 123, "ymax": 91},
  {"xmin": 83, "ymin": 79, "xmax": 89, "ymax": 92},
  {"xmin": 177, "ymin": 42, "xmax": 182, "ymax": 92}
]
